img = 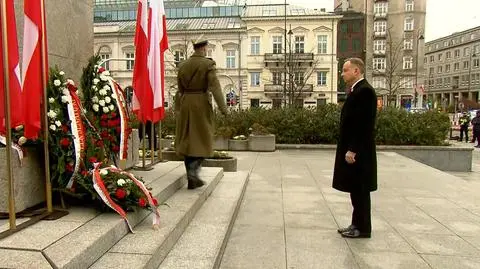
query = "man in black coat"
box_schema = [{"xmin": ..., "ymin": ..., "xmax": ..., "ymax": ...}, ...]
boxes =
[{"xmin": 333, "ymin": 58, "xmax": 377, "ymax": 238}]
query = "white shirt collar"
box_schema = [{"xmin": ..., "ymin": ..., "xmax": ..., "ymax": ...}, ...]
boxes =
[{"xmin": 350, "ymin": 77, "xmax": 364, "ymax": 92}]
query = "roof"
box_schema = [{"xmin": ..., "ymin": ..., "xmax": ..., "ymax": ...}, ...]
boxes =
[
  {"xmin": 242, "ymin": 4, "xmax": 333, "ymax": 18},
  {"xmin": 94, "ymin": 16, "xmax": 245, "ymax": 33}
]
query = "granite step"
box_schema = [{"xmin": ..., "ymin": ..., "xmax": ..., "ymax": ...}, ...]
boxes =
[
  {"xmin": 0, "ymin": 161, "xmax": 186, "ymax": 269},
  {"xmin": 158, "ymin": 171, "xmax": 250, "ymax": 269},
  {"xmin": 88, "ymin": 167, "xmax": 225, "ymax": 269}
]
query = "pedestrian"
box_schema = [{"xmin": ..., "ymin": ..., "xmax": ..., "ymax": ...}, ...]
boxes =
[
  {"xmin": 333, "ymin": 58, "xmax": 377, "ymax": 239},
  {"xmin": 459, "ymin": 112, "xmax": 470, "ymax": 142},
  {"xmin": 175, "ymin": 39, "xmax": 228, "ymax": 189},
  {"xmin": 471, "ymin": 110, "xmax": 480, "ymax": 148}
]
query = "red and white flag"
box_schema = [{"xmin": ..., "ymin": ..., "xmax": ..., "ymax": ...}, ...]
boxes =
[
  {"xmin": 132, "ymin": 0, "xmax": 149, "ymax": 122},
  {"xmin": 0, "ymin": 0, "xmax": 23, "ymax": 134},
  {"xmin": 22, "ymin": 0, "xmax": 48, "ymax": 139},
  {"xmin": 148, "ymin": 0, "xmax": 169, "ymax": 122}
]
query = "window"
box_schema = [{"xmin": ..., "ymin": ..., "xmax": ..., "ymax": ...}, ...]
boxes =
[
  {"xmin": 446, "ymin": 64, "xmax": 451, "ymax": 72},
  {"xmin": 339, "ymin": 39, "xmax": 348, "ymax": 52},
  {"xmin": 317, "ymin": 71, "xmax": 327, "ymax": 86},
  {"xmin": 272, "ymin": 36, "xmax": 283, "ymax": 54},
  {"xmin": 250, "ymin": 72, "xmax": 260, "ymax": 86},
  {"xmin": 429, "ymin": 67, "xmax": 434, "ymax": 74},
  {"xmin": 474, "ymin": 45, "xmax": 480, "ymax": 54},
  {"xmin": 272, "ymin": 72, "xmax": 282, "ymax": 85},
  {"xmin": 372, "ymin": 76, "xmax": 386, "ymax": 89},
  {"xmin": 454, "ymin": 49, "xmax": 460, "ymax": 58},
  {"xmin": 405, "ymin": 0, "xmax": 414, "ymax": 11},
  {"xmin": 201, "ymin": 23, "xmax": 215, "ymax": 29},
  {"xmin": 403, "ymin": 39, "xmax": 413, "ymax": 50},
  {"xmin": 272, "ymin": 99, "xmax": 282, "ymax": 109},
  {"xmin": 464, "ymin": 61, "xmax": 469, "ymax": 69},
  {"xmin": 373, "ymin": 58, "xmax": 386, "ymax": 70},
  {"xmin": 352, "ymin": 39, "xmax": 361, "ymax": 51},
  {"xmin": 403, "ymin": 56, "xmax": 413, "ymax": 69},
  {"xmin": 174, "ymin": 51, "xmax": 185, "ymax": 67},
  {"xmin": 429, "ymin": 55, "xmax": 434, "ymax": 63},
  {"xmin": 262, "ymin": 8, "xmax": 276, "ymax": 16},
  {"xmin": 374, "ymin": 21, "xmax": 387, "ymax": 34},
  {"xmin": 454, "ymin": 62, "xmax": 459, "ymax": 71},
  {"xmin": 444, "ymin": 41, "xmax": 448, "ymax": 47},
  {"xmin": 437, "ymin": 53, "xmax": 442, "ymax": 61},
  {"xmin": 294, "ymin": 72, "xmax": 304, "ymax": 85},
  {"xmin": 317, "ymin": 35, "xmax": 327, "ymax": 54},
  {"xmin": 446, "ymin": 51, "xmax": 451, "ymax": 58},
  {"xmin": 125, "ymin": 52, "xmax": 134, "ymax": 70},
  {"xmin": 374, "ymin": 2, "xmax": 388, "ymax": 16},
  {"xmin": 207, "ymin": 49, "xmax": 213, "ymax": 57},
  {"xmin": 226, "ymin": 50, "xmax": 236, "ymax": 68},
  {"xmin": 294, "ymin": 36, "xmax": 305, "ymax": 53},
  {"xmin": 464, "ymin": 47, "xmax": 470, "ymax": 56},
  {"xmin": 100, "ymin": 54, "xmax": 110, "ymax": 70},
  {"xmin": 437, "ymin": 66, "xmax": 442, "ymax": 73},
  {"xmin": 250, "ymin": 36, "xmax": 260, "ymax": 55},
  {"xmin": 374, "ymin": 40, "xmax": 386, "ymax": 52},
  {"xmin": 401, "ymin": 77, "xmax": 414, "ymax": 89},
  {"xmin": 340, "ymin": 24, "xmax": 348, "ymax": 33},
  {"xmin": 250, "ymin": 98, "xmax": 260, "ymax": 108},
  {"xmin": 474, "ymin": 59, "xmax": 480, "ymax": 68},
  {"xmin": 404, "ymin": 17, "xmax": 414, "ymax": 31}
]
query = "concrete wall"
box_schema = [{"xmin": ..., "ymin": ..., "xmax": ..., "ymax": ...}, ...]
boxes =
[{"xmin": 14, "ymin": 0, "xmax": 94, "ymax": 83}]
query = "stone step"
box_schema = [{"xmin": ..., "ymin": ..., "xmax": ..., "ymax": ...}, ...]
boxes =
[
  {"xmin": 88, "ymin": 167, "xmax": 225, "ymax": 269},
  {"xmin": 158, "ymin": 171, "xmax": 250, "ymax": 269},
  {"xmin": 0, "ymin": 161, "xmax": 186, "ymax": 269}
]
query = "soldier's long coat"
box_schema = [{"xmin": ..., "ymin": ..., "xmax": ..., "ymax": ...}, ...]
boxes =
[{"xmin": 175, "ymin": 52, "xmax": 227, "ymax": 157}]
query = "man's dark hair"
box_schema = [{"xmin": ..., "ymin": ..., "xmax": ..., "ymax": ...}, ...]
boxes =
[{"xmin": 346, "ymin": 57, "xmax": 365, "ymax": 74}]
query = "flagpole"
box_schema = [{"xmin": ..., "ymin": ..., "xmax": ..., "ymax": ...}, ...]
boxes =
[
  {"xmin": 39, "ymin": 0, "xmax": 52, "ymax": 213},
  {"xmin": 1, "ymin": 0, "xmax": 16, "ymax": 229}
]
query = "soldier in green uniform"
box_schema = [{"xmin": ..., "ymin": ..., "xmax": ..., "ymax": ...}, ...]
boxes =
[
  {"xmin": 459, "ymin": 112, "xmax": 471, "ymax": 142},
  {"xmin": 175, "ymin": 39, "xmax": 228, "ymax": 189}
]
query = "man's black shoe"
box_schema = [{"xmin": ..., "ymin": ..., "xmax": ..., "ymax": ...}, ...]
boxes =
[
  {"xmin": 187, "ymin": 179, "xmax": 205, "ymax": 189},
  {"xmin": 337, "ymin": 225, "xmax": 355, "ymax": 234},
  {"xmin": 341, "ymin": 228, "xmax": 371, "ymax": 238}
]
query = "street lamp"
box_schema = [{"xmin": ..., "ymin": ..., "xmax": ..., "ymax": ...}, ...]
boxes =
[
  {"xmin": 288, "ymin": 26, "xmax": 293, "ymax": 106},
  {"xmin": 467, "ymin": 49, "xmax": 478, "ymax": 100},
  {"xmin": 414, "ymin": 34, "xmax": 425, "ymax": 108}
]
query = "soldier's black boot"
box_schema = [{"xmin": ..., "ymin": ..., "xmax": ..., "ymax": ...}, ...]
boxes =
[{"xmin": 185, "ymin": 157, "xmax": 205, "ymax": 189}]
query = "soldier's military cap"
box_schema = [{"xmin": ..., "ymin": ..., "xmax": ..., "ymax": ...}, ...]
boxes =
[{"xmin": 192, "ymin": 39, "xmax": 209, "ymax": 49}]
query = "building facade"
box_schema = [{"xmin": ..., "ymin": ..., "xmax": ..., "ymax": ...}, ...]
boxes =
[
  {"xmin": 93, "ymin": 1, "xmax": 341, "ymax": 109},
  {"xmin": 424, "ymin": 26, "xmax": 480, "ymax": 109},
  {"xmin": 334, "ymin": 0, "xmax": 426, "ymax": 107}
]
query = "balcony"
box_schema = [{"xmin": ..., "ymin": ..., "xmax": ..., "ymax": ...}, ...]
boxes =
[
  {"xmin": 373, "ymin": 50, "xmax": 386, "ymax": 55},
  {"xmin": 373, "ymin": 31, "xmax": 386, "ymax": 38},
  {"xmin": 264, "ymin": 52, "xmax": 314, "ymax": 63},
  {"xmin": 374, "ymin": 13, "xmax": 387, "ymax": 20},
  {"xmin": 264, "ymin": 84, "xmax": 313, "ymax": 98}
]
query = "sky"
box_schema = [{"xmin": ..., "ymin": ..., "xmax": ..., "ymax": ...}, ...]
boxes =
[{"xmin": 257, "ymin": 0, "xmax": 480, "ymax": 42}]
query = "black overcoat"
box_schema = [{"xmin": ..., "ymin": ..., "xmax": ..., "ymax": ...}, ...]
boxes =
[{"xmin": 332, "ymin": 79, "xmax": 377, "ymax": 193}]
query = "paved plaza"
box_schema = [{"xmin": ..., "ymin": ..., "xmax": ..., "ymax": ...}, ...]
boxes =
[{"xmin": 220, "ymin": 149, "xmax": 480, "ymax": 269}]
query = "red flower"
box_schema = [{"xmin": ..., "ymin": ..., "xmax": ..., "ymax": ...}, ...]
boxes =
[
  {"xmin": 112, "ymin": 145, "xmax": 120, "ymax": 152},
  {"xmin": 100, "ymin": 120, "xmax": 108, "ymax": 127},
  {"xmin": 66, "ymin": 163, "xmax": 74, "ymax": 172},
  {"xmin": 101, "ymin": 114, "xmax": 108, "ymax": 120},
  {"xmin": 81, "ymin": 170, "xmax": 89, "ymax": 177},
  {"xmin": 98, "ymin": 66, "xmax": 105, "ymax": 73},
  {"xmin": 115, "ymin": 188, "xmax": 127, "ymax": 199},
  {"xmin": 60, "ymin": 137, "xmax": 70, "ymax": 148},
  {"xmin": 96, "ymin": 140, "xmax": 104, "ymax": 147},
  {"xmin": 61, "ymin": 125, "xmax": 69, "ymax": 133},
  {"xmin": 89, "ymin": 157, "xmax": 97, "ymax": 164},
  {"xmin": 110, "ymin": 112, "xmax": 117, "ymax": 118},
  {"xmin": 100, "ymin": 131, "xmax": 109, "ymax": 138},
  {"xmin": 138, "ymin": 197, "xmax": 147, "ymax": 207},
  {"xmin": 115, "ymin": 127, "xmax": 121, "ymax": 133},
  {"xmin": 152, "ymin": 198, "xmax": 158, "ymax": 206}
]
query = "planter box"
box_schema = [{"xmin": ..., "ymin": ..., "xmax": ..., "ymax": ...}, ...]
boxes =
[
  {"xmin": 203, "ymin": 157, "xmax": 237, "ymax": 172},
  {"xmin": 213, "ymin": 136, "xmax": 229, "ymax": 151},
  {"xmin": 275, "ymin": 144, "xmax": 473, "ymax": 172},
  {"xmin": 229, "ymin": 139, "xmax": 248, "ymax": 151},
  {"xmin": 125, "ymin": 129, "xmax": 140, "ymax": 169},
  {"xmin": 161, "ymin": 150, "xmax": 184, "ymax": 162},
  {"xmin": 248, "ymin": 134, "xmax": 276, "ymax": 152},
  {"xmin": 0, "ymin": 147, "xmax": 45, "ymax": 213},
  {"xmin": 160, "ymin": 138, "xmax": 174, "ymax": 149}
]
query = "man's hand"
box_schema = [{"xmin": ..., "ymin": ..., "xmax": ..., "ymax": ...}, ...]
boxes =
[{"xmin": 345, "ymin": 151, "xmax": 356, "ymax": 164}]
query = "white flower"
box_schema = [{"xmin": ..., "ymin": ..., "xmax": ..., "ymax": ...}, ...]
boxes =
[
  {"xmin": 125, "ymin": 178, "xmax": 132, "ymax": 183},
  {"xmin": 103, "ymin": 71, "xmax": 110, "ymax": 76},
  {"xmin": 94, "ymin": 65, "xmax": 98, "ymax": 69},
  {"xmin": 103, "ymin": 85, "xmax": 110, "ymax": 91},
  {"xmin": 100, "ymin": 170, "xmax": 108, "ymax": 176},
  {"xmin": 92, "ymin": 104, "xmax": 99, "ymax": 112},
  {"xmin": 61, "ymin": 95, "xmax": 69, "ymax": 103},
  {"xmin": 93, "ymin": 78, "xmax": 100, "ymax": 85},
  {"xmin": 105, "ymin": 96, "xmax": 111, "ymax": 103},
  {"xmin": 49, "ymin": 125, "xmax": 56, "ymax": 131},
  {"xmin": 47, "ymin": 110, "xmax": 57, "ymax": 119},
  {"xmin": 92, "ymin": 85, "xmax": 97, "ymax": 91},
  {"xmin": 62, "ymin": 88, "xmax": 69, "ymax": 96},
  {"xmin": 15, "ymin": 125, "xmax": 23, "ymax": 131},
  {"xmin": 54, "ymin": 80, "xmax": 61, "ymax": 86},
  {"xmin": 99, "ymin": 74, "xmax": 108, "ymax": 81},
  {"xmin": 67, "ymin": 79, "xmax": 75, "ymax": 86},
  {"xmin": 59, "ymin": 71, "xmax": 65, "ymax": 76},
  {"xmin": 92, "ymin": 96, "xmax": 99, "ymax": 103},
  {"xmin": 55, "ymin": 120, "xmax": 61, "ymax": 127},
  {"xmin": 111, "ymin": 92, "xmax": 117, "ymax": 99},
  {"xmin": 48, "ymin": 97, "xmax": 55, "ymax": 103},
  {"xmin": 103, "ymin": 106, "xmax": 109, "ymax": 113},
  {"xmin": 116, "ymin": 179, "xmax": 126, "ymax": 186},
  {"xmin": 108, "ymin": 105, "xmax": 114, "ymax": 111},
  {"xmin": 99, "ymin": 100, "xmax": 106, "ymax": 106},
  {"xmin": 18, "ymin": 136, "xmax": 27, "ymax": 145},
  {"xmin": 99, "ymin": 89, "xmax": 107, "ymax": 96}
]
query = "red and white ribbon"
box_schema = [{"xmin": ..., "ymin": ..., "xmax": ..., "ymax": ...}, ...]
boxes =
[
  {"xmin": 108, "ymin": 79, "xmax": 129, "ymax": 160},
  {"xmin": 65, "ymin": 87, "xmax": 87, "ymax": 189},
  {"xmin": 92, "ymin": 163, "xmax": 133, "ymax": 232},
  {"xmin": 0, "ymin": 135, "xmax": 24, "ymax": 166},
  {"xmin": 106, "ymin": 166, "xmax": 161, "ymax": 228}
]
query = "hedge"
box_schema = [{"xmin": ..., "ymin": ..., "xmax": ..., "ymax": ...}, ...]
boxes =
[{"xmin": 159, "ymin": 105, "xmax": 450, "ymax": 146}]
